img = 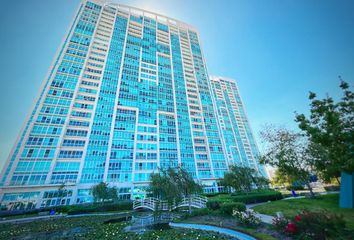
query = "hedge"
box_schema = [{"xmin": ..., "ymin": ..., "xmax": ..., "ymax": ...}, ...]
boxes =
[
  {"xmin": 286, "ymin": 185, "xmax": 305, "ymax": 191},
  {"xmin": 0, "ymin": 201, "xmax": 133, "ymax": 217},
  {"xmin": 220, "ymin": 202, "xmax": 246, "ymax": 216},
  {"xmin": 66, "ymin": 201, "xmax": 132, "ymax": 215},
  {"xmin": 324, "ymin": 185, "xmax": 340, "ymax": 192},
  {"xmin": 206, "ymin": 200, "xmax": 221, "ymax": 210},
  {"xmin": 231, "ymin": 191, "xmax": 283, "ymax": 204}
]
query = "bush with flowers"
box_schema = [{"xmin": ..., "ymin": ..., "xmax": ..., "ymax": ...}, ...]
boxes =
[
  {"xmin": 272, "ymin": 209, "xmax": 347, "ymax": 239},
  {"xmin": 272, "ymin": 215, "xmax": 289, "ymax": 232},
  {"xmin": 232, "ymin": 208, "xmax": 261, "ymax": 226}
]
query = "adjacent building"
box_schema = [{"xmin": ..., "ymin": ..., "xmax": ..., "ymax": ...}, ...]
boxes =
[
  {"xmin": 209, "ymin": 76, "xmax": 267, "ymax": 177},
  {"xmin": 0, "ymin": 0, "xmax": 266, "ymax": 210}
]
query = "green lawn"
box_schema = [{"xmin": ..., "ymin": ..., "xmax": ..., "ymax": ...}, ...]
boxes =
[{"xmin": 253, "ymin": 193, "xmax": 354, "ymax": 231}]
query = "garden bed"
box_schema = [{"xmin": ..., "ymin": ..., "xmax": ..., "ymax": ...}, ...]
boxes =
[
  {"xmin": 253, "ymin": 193, "xmax": 354, "ymax": 238},
  {"xmin": 0, "ymin": 214, "xmax": 240, "ymax": 239},
  {"xmin": 176, "ymin": 214, "xmax": 288, "ymax": 240}
]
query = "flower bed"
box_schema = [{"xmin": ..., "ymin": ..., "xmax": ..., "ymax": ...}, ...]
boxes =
[
  {"xmin": 0, "ymin": 214, "xmax": 237, "ymax": 239},
  {"xmin": 272, "ymin": 209, "xmax": 348, "ymax": 239}
]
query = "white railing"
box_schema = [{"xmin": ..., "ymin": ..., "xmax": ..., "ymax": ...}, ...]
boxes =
[
  {"xmin": 133, "ymin": 197, "xmax": 159, "ymax": 211},
  {"xmin": 133, "ymin": 195, "xmax": 208, "ymax": 211}
]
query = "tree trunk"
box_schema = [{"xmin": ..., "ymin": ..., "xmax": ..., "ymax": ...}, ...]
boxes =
[
  {"xmin": 335, "ymin": 176, "xmax": 341, "ymax": 185},
  {"xmin": 189, "ymin": 196, "xmax": 192, "ymax": 215},
  {"xmin": 306, "ymin": 182, "xmax": 315, "ymax": 198}
]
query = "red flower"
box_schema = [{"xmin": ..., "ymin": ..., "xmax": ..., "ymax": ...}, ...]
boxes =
[
  {"xmin": 294, "ymin": 215, "xmax": 301, "ymax": 221},
  {"xmin": 285, "ymin": 222, "xmax": 297, "ymax": 234}
]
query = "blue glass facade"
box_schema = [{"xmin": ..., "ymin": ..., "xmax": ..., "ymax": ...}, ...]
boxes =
[
  {"xmin": 0, "ymin": 1, "xmax": 266, "ymax": 210},
  {"xmin": 209, "ymin": 76, "xmax": 267, "ymax": 177}
]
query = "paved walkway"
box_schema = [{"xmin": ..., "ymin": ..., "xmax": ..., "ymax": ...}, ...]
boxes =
[{"xmin": 246, "ymin": 203, "xmax": 273, "ymax": 224}]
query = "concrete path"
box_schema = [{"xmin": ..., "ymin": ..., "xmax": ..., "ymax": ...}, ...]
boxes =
[
  {"xmin": 244, "ymin": 203, "xmax": 273, "ymax": 224},
  {"xmin": 253, "ymin": 213, "xmax": 273, "ymax": 224}
]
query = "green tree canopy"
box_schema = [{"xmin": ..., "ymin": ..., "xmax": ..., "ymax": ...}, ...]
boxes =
[
  {"xmin": 295, "ymin": 80, "xmax": 354, "ymax": 183},
  {"xmin": 259, "ymin": 125, "xmax": 315, "ymax": 197},
  {"xmin": 91, "ymin": 182, "xmax": 118, "ymax": 203},
  {"xmin": 148, "ymin": 167, "xmax": 202, "ymax": 213},
  {"xmin": 219, "ymin": 165, "xmax": 269, "ymax": 193},
  {"xmin": 271, "ymin": 168, "xmax": 293, "ymax": 187}
]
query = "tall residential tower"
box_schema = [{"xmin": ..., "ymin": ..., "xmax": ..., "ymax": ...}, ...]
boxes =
[
  {"xmin": 0, "ymin": 0, "xmax": 266, "ymax": 209},
  {"xmin": 209, "ymin": 76, "xmax": 267, "ymax": 177}
]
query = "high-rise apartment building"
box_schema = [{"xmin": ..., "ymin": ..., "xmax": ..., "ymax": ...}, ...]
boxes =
[
  {"xmin": 209, "ymin": 76, "xmax": 267, "ymax": 177},
  {"xmin": 0, "ymin": 0, "xmax": 266, "ymax": 210}
]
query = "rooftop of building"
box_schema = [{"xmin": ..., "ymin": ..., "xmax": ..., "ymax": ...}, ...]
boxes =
[
  {"xmin": 210, "ymin": 75, "xmax": 238, "ymax": 83},
  {"xmin": 83, "ymin": 0, "xmax": 198, "ymax": 32}
]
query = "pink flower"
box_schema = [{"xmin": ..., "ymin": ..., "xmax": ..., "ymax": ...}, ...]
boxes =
[
  {"xmin": 294, "ymin": 215, "xmax": 301, "ymax": 221},
  {"xmin": 285, "ymin": 222, "xmax": 297, "ymax": 234}
]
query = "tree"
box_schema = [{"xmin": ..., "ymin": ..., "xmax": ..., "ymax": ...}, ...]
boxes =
[
  {"xmin": 295, "ymin": 79, "xmax": 354, "ymax": 183},
  {"xmin": 271, "ymin": 169, "xmax": 306, "ymax": 190},
  {"xmin": 149, "ymin": 168, "xmax": 180, "ymax": 209},
  {"xmin": 219, "ymin": 165, "xmax": 269, "ymax": 193},
  {"xmin": 57, "ymin": 183, "xmax": 67, "ymax": 206},
  {"xmin": 259, "ymin": 125, "xmax": 316, "ymax": 197},
  {"xmin": 172, "ymin": 167, "xmax": 203, "ymax": 214},
  {"xmin": 271, "ymin": 169, "xmax": 292, "ymax": 187},
  {"xmin": 149, "ymin": 167, "xmax": 202, "ymax": 213},
  {"xmin": 91, "ymin": 182, "xmax": 118, "ymax": 203}
]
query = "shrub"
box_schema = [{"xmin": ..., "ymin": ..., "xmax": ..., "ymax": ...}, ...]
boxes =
[
  {"xmin": 324, "ymin": 185, "xmax": 340, "ymax": 192},
  {"xmin": 0, "ymin": 206, "xmax": 65, "ymax": 218},
  {"xmin": 0, "ymin": 201, "xmax": 133, "ymax": 217},
  {"xmin": 67, "ymin": 201, "xmax": 132, "ymax": 215},
  {"xmin": 295, "ymin": 210, "xmax": 346, "ymax": 239},
  {"xmin": 203, "ymin": 192, "xmax": 221, "ymax": 198},
  {"xmin": 190, "ymin": 208, "xmax": 211, "ymax": 217},
  {"xmin": 233, "ymin": 208, "xmax": 261, "ymax": 226},
  {"xmin": 231, "ymin": 190, "xmax": 283, "ymax": 204},
  {"xmin": 272, "ymin": 216, "xmax": 289, "ymax": 232},
  {"xmin": 54, "ymin": 205, "xmax": 72, "ymax": 213},
  {"xmin": 208, "ymin": 194, "xmax": 234, "ymax": 203},
  {"xmin": 206, "ymin": 200, "xmax": 221, "ymax": 210},
  {"xmin": 273, "ymin": 210, "xmax": 346, "ymax": 239},
  {"xmin": 286, "ymin": 185, "xmax": 304, "ymax": 191},
  {"xmin": 220, "ymin": 202, "xmax": 246, "ymax": 216},
  {"xmin": 179, "ymin": 208, "xmax": 211, "ymax": 220},
  {"xmin": 233, "ymin": 202, "xmax": 247, "ymax": 212}
]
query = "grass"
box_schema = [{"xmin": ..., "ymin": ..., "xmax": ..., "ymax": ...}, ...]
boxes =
[{"xmin": 253, "ymin": 193, "xmax": 354, "ymax": 231}]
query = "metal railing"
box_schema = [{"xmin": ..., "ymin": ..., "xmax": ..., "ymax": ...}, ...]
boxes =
[{"xmin": 133, "ymin": 195, "xmax": 208, "ymax": 211}]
